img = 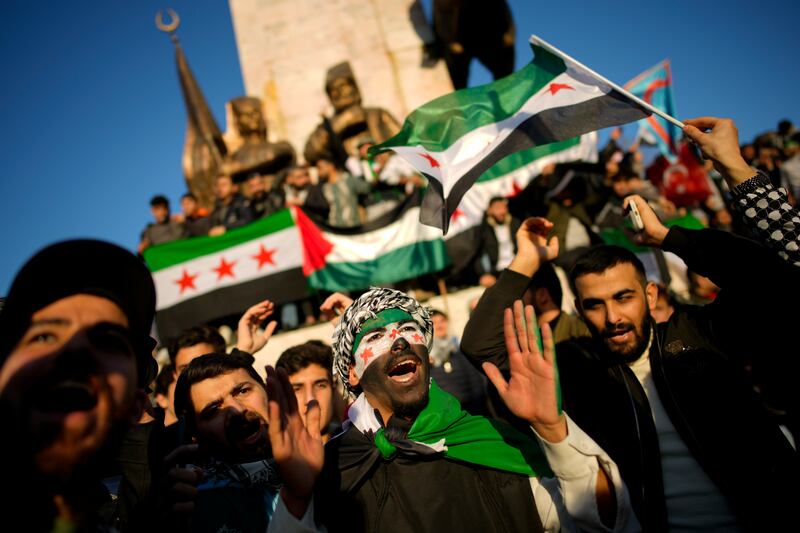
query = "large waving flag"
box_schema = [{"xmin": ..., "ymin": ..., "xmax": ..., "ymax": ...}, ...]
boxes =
[
  {"xmin": 373, "ymin": 35, "xmax": 654, "ymax": 234},
  {"xmin": 624, "ymin": 60, "xmax": 680, "ymax": 162}
]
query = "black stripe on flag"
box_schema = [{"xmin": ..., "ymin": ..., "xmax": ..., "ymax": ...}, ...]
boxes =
[
  {"xmin": 430, "ymin": 91, "xmax": 649, "ymax": 234},
  {"xmin": 155, "ymin": 267, "xmax": 308, "ymax": 340}
]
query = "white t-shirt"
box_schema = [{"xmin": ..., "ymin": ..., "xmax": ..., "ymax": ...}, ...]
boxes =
[{"xmin": 629, "ymin": 341, "xmax": 740, "ymax": 532}]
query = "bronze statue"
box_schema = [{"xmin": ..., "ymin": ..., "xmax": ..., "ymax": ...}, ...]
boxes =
[
  {"xmin": 225, "ymin": 96, "xmax": 296, "ymax": 182},
  {"xmin": 304, "ymin": 62, "xmax": 401, "ymax": 166}
]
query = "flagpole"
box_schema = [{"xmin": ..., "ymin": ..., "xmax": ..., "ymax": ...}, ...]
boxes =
[{"xmin": 530, "ymin": 35, "xmax": 685, "ymax": 130}]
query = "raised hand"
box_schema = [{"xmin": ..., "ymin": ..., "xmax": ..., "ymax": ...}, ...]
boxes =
[
  {"xmin": 319, "ymin": 292, "xmax": 354, "ymax": 325},
  {"xmin": 265, "ymin": 365, "xmax": 324, "ymax": 518},
  {"xmin": 623, "ymin": 195, "xmax": 669, "ymax": 247},
  {"xmin": 683, "ymin": 117, "xmax": 755, "ymax": 186},
  {"xmin": 236, "ymin": 300, "xmax": 277, "ymax": 354},
  {"xmin": 509, "ymin": 217, "xmax": 559, "ymax": 277},
  {"xmin": 483, "ymin": 300, "xmax": 566, "ymax": 442}
]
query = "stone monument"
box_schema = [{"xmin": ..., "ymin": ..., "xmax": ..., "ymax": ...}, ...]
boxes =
[{"xmin": 228, "ymin": 0, "xmax": 454, "ymax": 162}]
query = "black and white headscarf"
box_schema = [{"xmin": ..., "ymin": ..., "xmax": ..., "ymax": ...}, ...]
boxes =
[{"xmin": 332, "ymin": 287, "xmax": 433, "ymax": 395}]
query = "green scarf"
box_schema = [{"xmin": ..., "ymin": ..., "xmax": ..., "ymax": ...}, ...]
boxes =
[{"xmin": 373, "ymin": 380, "xmax": 554, "ymax": 478}]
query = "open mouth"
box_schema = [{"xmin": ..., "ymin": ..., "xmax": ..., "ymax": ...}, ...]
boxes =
[
  {"xmin": 605, "ymin": 328, "xmax": 634, "ymax": 344},
  {"xmin": 228, "ymin": 416, "xmax": 264, "ymax": 445},
  {"xmin": 386, "ymin": 357, "xmax": 420, "ymax": 384},
  {"xmin": 36, "ymin": 378, "xmax": 99, "ymax": 414}
]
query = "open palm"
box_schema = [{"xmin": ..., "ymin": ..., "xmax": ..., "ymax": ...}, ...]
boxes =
[
  {"xmin": 483, "ymin": 301, "xmax": 561, "ymax": 429},
  {"xmin": 265, "ymin": 366, "xmax": 324, "ymax": 499}
]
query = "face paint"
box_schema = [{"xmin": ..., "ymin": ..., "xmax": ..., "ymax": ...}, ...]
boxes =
[{"xmin": 353, "ymin": 319, "xmax": 425, "ymax": 378}]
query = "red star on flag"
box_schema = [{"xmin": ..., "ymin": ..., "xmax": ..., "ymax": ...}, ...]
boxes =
[
  {"xmin": 174, "ymin": 269, "xmax": 199, "ymax": 294},
  {"xmin": 360, "ymin": 347, "xmax": 373, "ymax": 365},
  {"xmin": 419, "ymin": 152, "xmax": 440, "ymax": 168},
  {"xmin": 212, "ymin": 257, "xmax": 237, "ymax": 281},
  {"xmin": 507, "ymin": 180, "xmax": 524, "ymax": 198},
  {"xmin": 547, "ymin": 82, "xmax": 574, "ymax": 95},
  {"xmin": 450, "ymin": 208, "xmax": 465, "ymax": 222},
  {"xmin": 412, "ymin": 333, "xmax": 424, "ymax": 344},
  {"xmin": 252, "ymin": 245, "xmax": 277, "ymax": 269}
]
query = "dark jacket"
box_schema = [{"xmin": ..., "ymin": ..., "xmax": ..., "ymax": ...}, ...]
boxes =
[
  {"xmin": 209, "ymin": 194, "xmax": 254, "ymax": 230},
  {"xmin": 315, "ymin": 420, "xmax": 544, "ymax": 533},
  {"xmin": 474, "ymin": 215, "xmax": 521, "ymax": 276},
  {"xmin": 461, "ymin": 227, "xmax": 799, "ymax": 532}
]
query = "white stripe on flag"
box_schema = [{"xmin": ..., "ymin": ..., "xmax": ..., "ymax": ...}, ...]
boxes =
[
  {"xmin": 443, "ymin": 132, "xmax": 598, "ymax": 238},
  {"xmin": 152, "ymin": 226, "xmax": 303, "ymax": 310}
]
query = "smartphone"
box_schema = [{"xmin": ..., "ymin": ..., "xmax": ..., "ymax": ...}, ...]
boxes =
[{"xmin": 628, "ymin": 200, "xmax": 644, "ymax": 232}]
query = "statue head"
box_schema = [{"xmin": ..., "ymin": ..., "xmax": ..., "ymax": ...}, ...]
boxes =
[
  {"xmin": 230, "ymin": 96, "xmax": 267, "ymax": 138},
  {"xmin": 325, "ymin": 62, "xmax": 362, "ymax": 113}
]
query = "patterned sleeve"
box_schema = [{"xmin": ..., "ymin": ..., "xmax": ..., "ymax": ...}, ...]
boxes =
[{"xmin": 731, "ymin": 171, "xmax": 800, "ymax": 267}]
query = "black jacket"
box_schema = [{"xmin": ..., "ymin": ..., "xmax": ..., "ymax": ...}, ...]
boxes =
[
  {"xmin": 461, "ymin": 226, "xmax": 799, "ymax": 532},
  {"xmin": 474, "ymin": 216, "xmax": 522, "ymax": 276},
  {"xmin": 209, "ymin": 194, "xmax": 254, "ymax": 230},
  {"xmin": 315, "ymin": 421, "xmax": 544, "ymax": 533}
]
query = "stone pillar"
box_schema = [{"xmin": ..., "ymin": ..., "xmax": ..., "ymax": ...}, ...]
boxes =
[{"xmin": 228, "ymin": 0, "xmax": 453, "ymax": 160}]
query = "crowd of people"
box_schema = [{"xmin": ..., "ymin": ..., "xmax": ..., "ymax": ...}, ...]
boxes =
[{"xmin": 1, "ymin": 116, "xmax": 798, "ymax": 533}]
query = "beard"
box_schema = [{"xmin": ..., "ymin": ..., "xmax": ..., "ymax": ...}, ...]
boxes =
[
  {"xmin": 589, "ymin": 313, "xmax": 653, "ymax": 364},
  {"xmin": 223, "ymin": 410, "xmax": 271, "ymax": 461},
  {"xmin": 358, "ymin": 341, "xmax": 430, "ymax": 423}
]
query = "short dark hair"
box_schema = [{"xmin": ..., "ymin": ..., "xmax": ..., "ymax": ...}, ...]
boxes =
[
  {"xmin": 429, "ymin": 309, "xmax": 448, "ymax": 319},
  {"xmin": 150, "ymin": 195, "xmax": 169, "ymax": 208},
  {"xmin": 568, "ymin": 245, "xmax": 647, "ymax": 298},
  {"xmin": 154, "ymin": 363, "xmax": 176, "ymax": 396},
  {"xmin": 173, "ymin": 350, "xmax": 264, "ymax": 435},
  {"xmin": 181, "ymin": 192, "xmax": 196, "ymax": 201},
  {"xmin": 530, "ymin": 263, "xmax": 563, "ymax": 307},
  {"xmin": 488, "ymin": 196, "xmax": 507, "ymax": 207},
  {"xmin": 276, "ymin": 341, "xmax": 333, "ymax": 382},
  {"xmin": 168, "ymin": 325, "xmax": 226, "ymax": 366}
]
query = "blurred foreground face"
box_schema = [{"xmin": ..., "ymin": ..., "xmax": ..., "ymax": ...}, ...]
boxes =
[
  {"xmin": 190, "ymin": 368, "xmax": 271, "ymax": 462},
  {"xmin": 289, "ymin": 363, "xmax": 334, "ymax": 436},
  {"xmin": 0, "ymin": 295, "xmax": 137, "ymax": 480}
]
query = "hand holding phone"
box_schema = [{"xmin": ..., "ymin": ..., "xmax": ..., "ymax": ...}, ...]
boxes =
[{"xmin": 628, "ymin": 200, "xmax": 644, "ymax": 232}]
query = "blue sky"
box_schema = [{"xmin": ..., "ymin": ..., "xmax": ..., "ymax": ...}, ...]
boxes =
[{"xmin": 1, "ymin": 0, "xmax": 797, "ymax": 291}]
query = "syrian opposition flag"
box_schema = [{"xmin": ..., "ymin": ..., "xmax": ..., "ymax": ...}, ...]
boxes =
[
  {"xmin": 373, "ymin": 35, "xmax": 653, "ymax": 233},
  {"xmin": 295, "ymin": 191, "xmax": 450, "ymax": 292},
  {"xmin": 143, "ymin": 210, "xmax": 308, "ymax": 339},
  {"xmin": 624, "ymin": 60, "xmax": 680, "ymax": 163}
]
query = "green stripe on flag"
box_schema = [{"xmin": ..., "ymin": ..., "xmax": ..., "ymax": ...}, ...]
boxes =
[
  {"xmin": 309, "ymin": 240, "xmax": 450, "ymax": 292},
  {"xmin": 378, "ymin": 45, "xmax": 565, "ymax": 152},
  {"xmin": 143, "ymin": 209, "xmax": 295, "ymax": 272},
  {"xmin": 477, "ymin": 136, "xmax": 582, "ymax": 183}
]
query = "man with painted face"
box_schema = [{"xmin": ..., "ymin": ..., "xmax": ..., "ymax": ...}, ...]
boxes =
[
  {"xmin": 0, "ymin": 239, "xmax": 158, "ymax": 531},
  {"xmin": 270, "ymin": 287, "xmax": 639, "ymax": 532},
  {"xmin": 462, "ymin": 118, "xmax": 800, "ymax": 532}
]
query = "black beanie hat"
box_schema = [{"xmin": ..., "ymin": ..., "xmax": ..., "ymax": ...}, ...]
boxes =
[{"xmin": 0, "ymin": 239, "xmax": 157, "ymax": 386}]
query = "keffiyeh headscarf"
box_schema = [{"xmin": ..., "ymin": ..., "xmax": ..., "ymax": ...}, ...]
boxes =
[{"xmin": 332, "ymin": 287, "xmax": 433, "ymax": 395}]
